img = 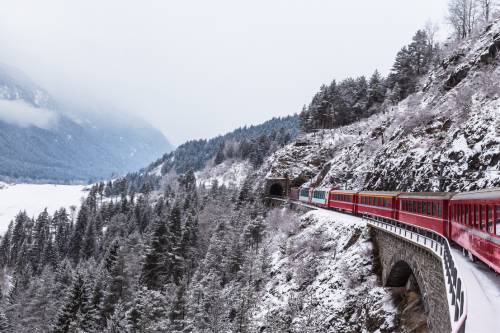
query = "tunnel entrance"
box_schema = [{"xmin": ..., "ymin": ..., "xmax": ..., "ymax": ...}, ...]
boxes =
[{"xmin": 269, "ymin": 183, "xmax": 284, "ymax": 197}]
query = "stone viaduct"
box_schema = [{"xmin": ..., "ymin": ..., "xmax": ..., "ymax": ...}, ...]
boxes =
[
  {"xmin": 264, "ymin": 188, "xmax": 465, "ymax": 333},
  {"xmin": 371, "ymin": 226, "xmax": 452, "ymax": 333}
]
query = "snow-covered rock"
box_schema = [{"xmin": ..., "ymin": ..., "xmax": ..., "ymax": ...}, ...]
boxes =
[{"xmin": 252, "ymin": 209, "xmax": 397, "ymax": 332}]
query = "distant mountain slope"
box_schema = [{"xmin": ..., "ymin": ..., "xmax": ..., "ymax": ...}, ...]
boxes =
[
  {"xmin": 0, "ymin": 63, "xmax": 172, "ymax": 183},
  {"xmin": 264, "ymin": 20, "xmax": 500, "ymax": 191},
  {"xmin": 118, "ymin": 115, "xmax": 299, "ymax": 193}
]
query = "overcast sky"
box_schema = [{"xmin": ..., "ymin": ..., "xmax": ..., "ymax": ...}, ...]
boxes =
[{"xmin": 0, "ymin": 0, "xmax": 449, "ymax": 145}]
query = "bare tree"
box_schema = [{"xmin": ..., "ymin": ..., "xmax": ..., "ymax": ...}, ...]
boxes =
[
  {"xmin": 448, "ymin": 0, "xmax": 479, "ymax": 38},
  {"xmin": 478, "ymin": 0, "xmax": 495, "ymax": 22},
  {"xmin": 424, "ymin": 20, "xmax": 440, "ymax": 47}
]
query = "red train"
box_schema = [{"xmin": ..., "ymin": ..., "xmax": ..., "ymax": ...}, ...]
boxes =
[{"xmin": 295, "ymin": 186, "xmax": 500, "ymax": 273}]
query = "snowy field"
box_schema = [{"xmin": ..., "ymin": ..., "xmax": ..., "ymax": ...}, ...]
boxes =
[{"xmin": 0, "ymin": 182, "xmax": 86, "ymax": 234}]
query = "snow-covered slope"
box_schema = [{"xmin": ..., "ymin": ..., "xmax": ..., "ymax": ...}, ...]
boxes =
[
  {"xmin": 252, "ymin": 209, "xmax": 397, "ymax": 332},
  {"xmin": 195, "ymin": 160, "xmax": 252, "ymax": 189},
  {"xmin": 264, "ymin": 22, "xmax": 500, "ymax": 191},
  {"xmin": 0, "ymin": 183, "xmax": 86, "ymax": 233}
]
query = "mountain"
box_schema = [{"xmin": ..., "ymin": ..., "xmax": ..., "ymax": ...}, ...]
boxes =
[
  {"xmin": 0, "ymin": 63, "xmax": 172, "ymax": 183},
  {"xmin": 118, "ymin": 115, "xmax": 299, "ymax": 193},
  {"xmin": 265, "ymin": 22, "xmax": 500, "ymax": 192}
]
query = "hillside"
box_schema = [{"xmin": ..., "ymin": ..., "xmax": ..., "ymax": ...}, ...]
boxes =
[
  {"xmin": 119, "ymin": 115, "xmax": 299, "ymax": 193},
  {"xmin": 264, "ymin": 21, "xmax": 500, "ymax": 192},
  {"xmin": 0, "ymin": 63, "xmax": 172, "ymax": 183}
]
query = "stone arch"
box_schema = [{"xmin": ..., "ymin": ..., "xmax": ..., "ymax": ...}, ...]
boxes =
[
  {"xmin": 386, "ymin": 260, "xmax": 414, "ymax": 287},
  {"xmin": 385, "ymin": 253, "xmax": 430, "ymax": 315},
  {"xmin": 269, "ymin": 183, "xmax": 284, "ymax": 197},
  {"xmin": 372, "ymin": 229, "xmax": 452, "ymax": 333}
]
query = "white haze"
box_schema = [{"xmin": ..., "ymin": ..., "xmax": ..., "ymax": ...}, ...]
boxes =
[
  {"xmin": 0, "ymin": 0, "xmax": 449, "ymax": 145},
  {"xmin": 0, "ymin": 99, "xmax": 59, "ymax": 129}
]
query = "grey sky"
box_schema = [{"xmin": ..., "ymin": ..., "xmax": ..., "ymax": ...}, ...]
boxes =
[{"xmin": 0, "ymin": 0, "xmax": 449, "ymax": 145}]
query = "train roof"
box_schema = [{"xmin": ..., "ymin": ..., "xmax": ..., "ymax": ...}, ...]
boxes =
[
  {"xmin": 399, "ymin": 192, "xmax": 455, "ymax": 200},
  {"xmin": 358, "ymin": 191, "xmax": 401, "ymax": 197},
  {"xmin": 450, "ymin": 188, "xmax": 500, "ymax": 201},
  {"xmin": 312, "ymin": 187, "xmax": 333, "ymax": 192},
  {"xmin": 330, "ymin": 190, "xmax": 359, "ymax": 194}
]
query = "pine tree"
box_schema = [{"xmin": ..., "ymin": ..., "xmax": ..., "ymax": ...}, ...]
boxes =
[
  {"xmin": 102, "ymin": 241, "xmax": 126, "ymax": 319},
  {"xmin": 169, "ymin": 284, "xmax": 187, "ymax": 331},
  {"xmin": 0, "ymin": 221, "xmax": 13, "ymax": 267},
  {"xmin": 80, "ymin": 219, "xmax": 97, "ymax": 261},
  {"xmin": 51, "ymin": 272, "xmax": 98, "ymax": 333},
  {"xmin": 104, "ymin": 302, "xmax": 128, "ymax": 333},
  {"xmin": 9, "ymin": 211, "xmax": 28, "ymax": 267},
  {"xmin": 367, "ymin": 70, "xmax": 386, "ymax": 107},
  {"xmin": 69, "ymin": 205, "xmax": 90, "ymax": 264},
  {"xmin": 30, "ymin": 209, "xmax": 50, "ymax": 274},
  {"xmin": 140, "ymin": 218, "xmax": 170, "ymax": 290},
  {"xmin": 214, "ymin": 143, "xmax": 225, "ymax": 165},
  {"xmin": 169, "ymin": 203, "xmax": 183, "ymax": 285},
  {"xmin": 54, "ymin": 208, "xmax": 70, "ymax": 260}
]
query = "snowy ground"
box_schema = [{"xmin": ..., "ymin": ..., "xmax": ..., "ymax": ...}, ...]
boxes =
[
  {"xmin": 451, "ymin": 247, "xmax": 500, "ymax": 333},
  {"xmin": 0, "ymin": 182, "xmax": 86, "ymax": 234},
  {"xmin": 195, "ymin": 159, "xmax": 251, "ymax": 189},
  {"xmin": 253, "ymin": 208, "xmax": 397, "ymax": 332}
]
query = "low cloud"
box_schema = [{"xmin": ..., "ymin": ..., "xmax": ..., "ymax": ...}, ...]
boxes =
[{"xmin": 0, "ymin": 99, "xmax": 59, "ymax": 129}]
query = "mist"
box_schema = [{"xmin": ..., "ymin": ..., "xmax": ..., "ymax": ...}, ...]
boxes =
[
  {"xmin": 0, "ymin": 99, "xmax": 58, "ymax": 129},
  {"xmin": 0, "ymin": 0, "xmax": 449, "ymax": 145}
]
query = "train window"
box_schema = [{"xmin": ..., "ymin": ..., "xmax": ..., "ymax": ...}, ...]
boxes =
[
  {"xmin": 438, "ymin": 204, "xmax": 442, "ymax": 218},
  {"xmin": 423, "ymin": 202, "xmax": 428, "ymax": 215},
  {"xmin": 481, "ymin": 205, "xmax": 486, "ymax": 231},
  {"xmin": 487, "ymin": 206, "xmax": 493, "ymax": 234},
  {"xmin": 465, "ymin": 205, "xmax": 471, "ymax": 225},
  {"xmin": 432, "ymin": 203, "xmax": 437, "ymax": 217}
]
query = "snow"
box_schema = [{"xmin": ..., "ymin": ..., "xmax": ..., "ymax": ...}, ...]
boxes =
[
  {"xmin": 252, "ymin": 208, "xmax": 397, "ymax": 331},
  {"xmin": 451, "ymin": 248, "xmax": 500, "ymax": 333},
  {"xmin": 0, "ymin": 183, "xmax": 86, "ymax": 234},
  {"xmin": 195, "ymin": 159, "xmax": 251, "ymax": 189}
]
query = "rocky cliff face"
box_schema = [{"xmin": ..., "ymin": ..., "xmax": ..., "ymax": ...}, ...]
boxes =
[
  {"xmin": 263, "ymin": 20, "xmax": 500, "ymax": 192},
  {"xmin": 251, "ymin": 209, "xmax": 398, "ymax": 332}
]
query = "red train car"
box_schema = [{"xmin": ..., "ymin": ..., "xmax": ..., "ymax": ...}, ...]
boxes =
[
  {"xmin": 449, "ymin": 188, "xmax": 500, "ymax": 273},
  {"xmin": 357, "ymin": 191, "xmax": 400, "ymax": 220},
  {"xmin": 328, "ymin": 190, "xmax": 358, "ymax": 213},
  {"xmin": 398, "ymin": 192, "xmax": 454, "ymax": 236}
]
